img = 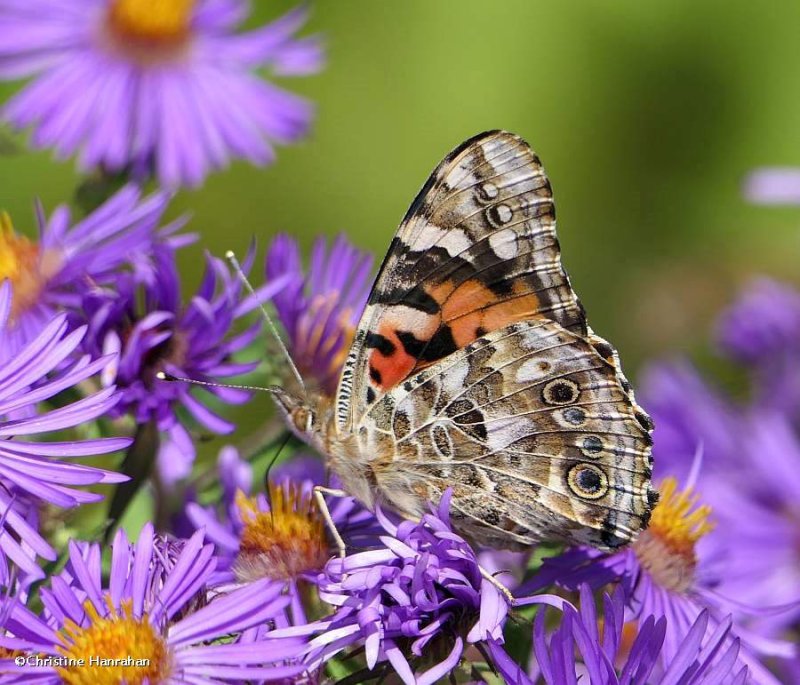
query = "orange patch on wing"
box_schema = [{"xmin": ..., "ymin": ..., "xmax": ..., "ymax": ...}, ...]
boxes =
[
  {"xmin": 367, "ymin": 314, "xmax": 437, "ymax": 390},
  {"xmin": 367, "ymin": 278, "xmax": 540, "ymax": 392},
  {"xmin": 435, "ymin": 278, "xmax": 540, "ymax": 346}
]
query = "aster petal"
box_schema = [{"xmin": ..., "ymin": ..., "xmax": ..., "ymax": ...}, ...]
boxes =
[{"xmin": 169, "ymin": 579, "xmax": 288, "ymax": 646}]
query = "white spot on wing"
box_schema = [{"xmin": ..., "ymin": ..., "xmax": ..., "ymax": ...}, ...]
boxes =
[
  {"xmin": 442, "ymin": 359, "xmax": 470, "ymax": 396},
  {"xmin": 515, "ymin": 358, "xmax": 548, "ymax": 383},
  {"xmin": 489, "ymin": 229, "xmax": 518, "ymax": 260}
]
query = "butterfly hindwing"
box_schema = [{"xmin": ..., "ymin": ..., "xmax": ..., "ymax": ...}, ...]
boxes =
[
  {"xmin": 357, "ymin": 319, "xmax": 655, "ymax": 549},
  {"xmin": 336, "ymin": 131, "xmax": 586, "ymax": 431}
]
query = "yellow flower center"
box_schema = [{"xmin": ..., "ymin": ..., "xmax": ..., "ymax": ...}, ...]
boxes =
[
  {"xmin": 56, "ymin": 598, "xmax": 169, "ymax": 685},
  {"xmin": 234, "ymin": 482, "xmax": 329, "ymax": 582},
  {"xmin": 0, "ymin": 212, "xmax": 59, "ymax": 323},
  {"xmin": 633, "ymin": 477, "xmax": 715, "ymax": 593},
  {"xmin": 107, "ymin": 0, "xmax": 195, "ymax": 45}
]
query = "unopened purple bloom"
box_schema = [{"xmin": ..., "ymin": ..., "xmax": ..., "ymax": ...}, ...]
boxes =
[
  {"xmin": 0, "ymin": 1, "xmax": 324, "ymax": 188},
  {"xmin": 0, "ymin": 281, "xmax": 128, "ymax": 586},
  {"xmin": 744, "ymin": 168, "xmax": 800, "ymax": 204},
  {"xmin": 271, "ymin": 491, "xmax": 564, "ymax": 685},
  {"xmin": 80, "ymin": 247, "xmax": 286, "ymax": 485},
  {"xmin": 0, "ymin": 523, "xmax": 307, "ymax": 683},
  {"xmin": 266, "ymin": 233, "xmax": 373, "ymax": 396},
  {"xmin": 0, "ymin": 185, "xmax": 169, "ymax": 360},
  {"xmin": 511, "ymin": 585, "xmax": 748, "ymax": 685}
]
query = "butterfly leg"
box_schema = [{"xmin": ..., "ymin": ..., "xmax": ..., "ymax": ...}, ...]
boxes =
[
  {"xmin": 479, "ymin": 565, "xmax": 515, "ymax": 604},
  {"xmin": 313, "ymin": 485, "xmax": 348, "ymax": 560}
]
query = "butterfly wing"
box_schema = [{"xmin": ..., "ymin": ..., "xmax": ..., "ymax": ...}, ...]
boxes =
[
  {"xmin": 358, "ymin": 319, "xmax": 656, "ymax": 549},
  {"xmin": 336, "ymin": 130, "xmax": 587, "ymax": 431}
]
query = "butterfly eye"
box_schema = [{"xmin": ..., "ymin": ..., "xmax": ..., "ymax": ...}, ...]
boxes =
[{"xmin": 290, "ymin": 407, "xmax": 312, "ymax": 435}]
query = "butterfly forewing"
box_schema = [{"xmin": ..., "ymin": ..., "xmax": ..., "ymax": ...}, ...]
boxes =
[{"xmin": 336, "ymin": 131, "xmax": 586, "ymax": 432}]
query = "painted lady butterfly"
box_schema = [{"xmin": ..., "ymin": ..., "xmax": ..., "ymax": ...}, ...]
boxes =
[{"xmin": 273, "ymin": 130, "xmax": 657, "ymax": 551}]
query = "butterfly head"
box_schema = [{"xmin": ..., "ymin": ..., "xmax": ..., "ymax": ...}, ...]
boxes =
[{"xmin": 270, "ymin": 387, "xmax": 328, "ymax": 448}]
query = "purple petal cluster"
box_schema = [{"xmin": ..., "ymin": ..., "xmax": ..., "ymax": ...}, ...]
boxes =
[
  {"xmin": 0, "ymin": 281, "xmax": 128, "ymax": 586},
  {"xmin": 266, "ymin": 233, "xmax": 373, "ymax": 395},
  {"xmin": 517, "ymin": 585, "xmax": 748, "ymax": 685},
  {"xmin": 0, "ymin": 1, "xmax": 324, "ymax": 187},
  {"xmin": 744, "ymin": 168, "xmax": 800, "ymax": 204},
  {"xmin": 0, "ymin": 524, "xmax": 307, "ymax": 683},
  {"xmin": 640, "ymin": 281, "xmax": 800, "ymax": 635},
  {"xmin": 521, "ymin": 474, "xmax": 792, "ymax": 685},
  {"xmin": 274, "ymin": 491, "xmax": 563, "ymax": 685},
  {"xmin": 0, "ymin": 185, "xmax": 169, "ymax": 361},
  {"xmin": 78, "ymin": 247, "xmax": 285, "ymax": 485},
  {"xmin": 716, "ymin": 277, "xmax": 800, "ymax": 418}
]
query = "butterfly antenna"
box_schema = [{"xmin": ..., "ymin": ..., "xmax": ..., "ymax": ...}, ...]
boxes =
[
  {"xmin": 156, "ymin": 371, "xmax": 279, "ymax": 395},
  {"xmin": 225, "ymin": 250, "xmax": 306, "ymax": 394}
]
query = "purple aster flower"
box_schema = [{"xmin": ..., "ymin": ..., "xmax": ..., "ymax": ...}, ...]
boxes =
[
  {"xmin": 186, "ymin": 447, "xmax": 380, "ymax": 586},
  {"xmin": 639, "ymin": 361, "xmax": 741, "ymax": 481},
  {"xmin": 0, "ymin": 185, "xmax": 170, "ymax": 360},
  {"xmin": 0, "ymin": 281, "xmax": 128, "ymax": 586},
  {"xmin": 694, "ymin": 412, "xmax": 800, "ymax": 638},
  {"xmin": 716, "ymin": 279, "xmax": 800, "ymax": 363},
  {"xmin": 266, "ymin": 233, "xmax": 373, "ymax": 396},
  {"xmin": 269, "ymin": 490, "xmax": 565, "ymax": 685},
  {"xmin": 0, "ymin": 523, "xmax": 308, "ymax": 683},
  {"xmin": 508, "ymin": 585, "xmax": 748, "ymax": 685},
  {"xmin": 715, "ymin": 278, "xmax": 800, "ymax": 417},
  {"xmin": 0, "ymin": 1, "xmax": 323, "ymax": 188},
  {"xmin": 744, "ymin": 168, "xmax": 800, "ymax": 204},
  {"xmin": 80, "ymin": 246, "xmax": 286, "ymax": 485},
  {"xmin": 522, "ymin": 476, "xmax": 793, "ymax": 685}
]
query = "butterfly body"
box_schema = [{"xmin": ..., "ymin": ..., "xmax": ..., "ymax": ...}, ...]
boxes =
[{"xmin": 276, "ymin": 131, "xmax": 657, "ymax": 552}]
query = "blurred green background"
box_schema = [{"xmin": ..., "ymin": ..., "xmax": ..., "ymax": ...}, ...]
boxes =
[{"xmin": 2, "ymin": 1, "xmax": 800, "ymax": 471}]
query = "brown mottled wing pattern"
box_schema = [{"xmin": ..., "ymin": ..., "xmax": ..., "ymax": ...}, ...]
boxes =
[
  {"xmin": 336, "ymin": 131, "xmax": 586, "ymax": 432},
  {"xmin": 359, "ymin": 320, "xmax": 656, "ymax": 550}
]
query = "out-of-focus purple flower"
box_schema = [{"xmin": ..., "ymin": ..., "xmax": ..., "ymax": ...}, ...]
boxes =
[
  {"xmin": 0, "ymin": 1, "xmax": 324, "ymax": 188},
  {"xmin": 266, "ymin": 233, "xmax": 373, "ymax": 396},
  {"xmin": 715, "ymin": 278, "xmax": 800, "ymax": 417},
  {"xmin": 699, "ymin": 413, "xmax": 800, "ymax": 637},
  {"xmin": 80, "ymin": 247, "xmax": 286, "ymax": 485},
  {"xmin": 522, "ymin": 477, "xmax": 792, "ymax": 685},
  {"xmin": 186, "ymin": 447, "xmax": 380, "ymax": 586},
  {"xmin": 0, "ymin": 186, "xmax": 169, "ymax": 360},
  {"xmin": 511, "ymin": 585, "xmax": 748, "ymax": 685},
  {"xmin": 639, "ymin": 361, "xmax": 742, "ymax": 481},
  {"xmin": 269, "ymin": 490, "xmax": 565, "ymax": 685},
  {"xmin": 716, "ymin": 279, "xmax": 800, "ymax": 363},
  {"xmin": 0, "ymin": 523, "xmax": 308, "ymax": 683},
  {"xmin": 744, "ymin": 168, "xmax": 800, "ymax": 204},
  {"xmin": 0, "ymin": 281, "xmax": 128, "ymax": 586}
]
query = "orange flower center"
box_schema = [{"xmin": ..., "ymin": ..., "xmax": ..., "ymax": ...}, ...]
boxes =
[
  {"xmin": 107, "ymin": 0, "xmax": 194, "ymax": 46},
  {"xmin": 56, "ymin": 598, "xmax": 169, "ymax": 685},
  {"xmin": 633, "ymin": 477, "xmax": 715, "ymax": 593},
  {"xmin": 0, "ymin": 212, "xmax": 60, "ymax": 323},
  {"xmin": 234, "ymin": 483, "xmax": 329, "ymax": 582}
]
